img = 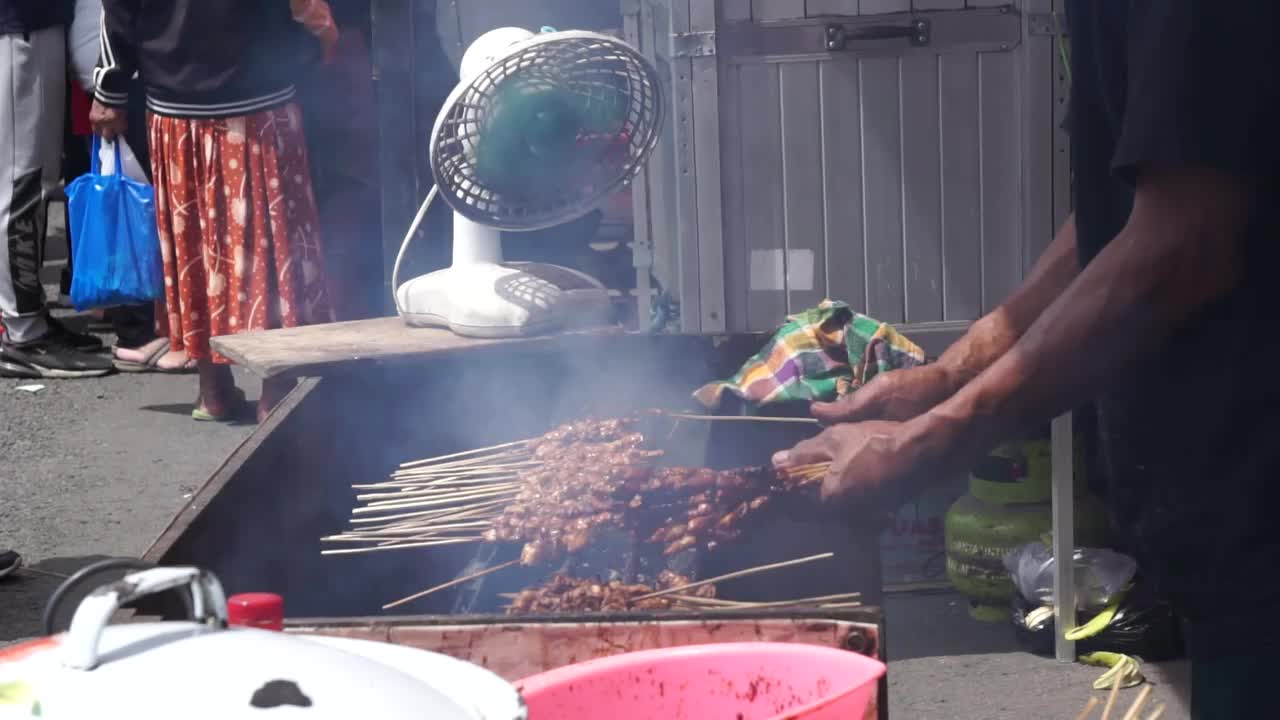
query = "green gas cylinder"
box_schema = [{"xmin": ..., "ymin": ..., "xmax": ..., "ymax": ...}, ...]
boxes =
[{"xmin": 944, "ymin": 433, "xmax": 1110, "ymax": 622}]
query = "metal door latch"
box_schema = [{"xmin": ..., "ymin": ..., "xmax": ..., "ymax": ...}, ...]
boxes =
[
  {"xmin": 671, "ymin": 30, "xmax": 716, "ymax": 58},
  {"xmin": 825, "ymin": 18, "xmax": 930, "ymax": 51}
]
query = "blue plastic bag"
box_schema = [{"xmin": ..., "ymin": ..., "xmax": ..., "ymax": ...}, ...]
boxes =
[{"xmin": 66, "ymin": 136, "xmax": 163, "ymax": 311}]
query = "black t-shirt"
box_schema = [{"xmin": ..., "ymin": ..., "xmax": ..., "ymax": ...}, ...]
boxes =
[{"xmin": 1066, "ymin": 1, "xmax": 1280, "ymax": 656}]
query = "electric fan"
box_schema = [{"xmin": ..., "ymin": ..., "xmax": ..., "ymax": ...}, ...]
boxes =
[{"xmin": 392, "ymin": 27, "xmax": 665, "ymax": 337}]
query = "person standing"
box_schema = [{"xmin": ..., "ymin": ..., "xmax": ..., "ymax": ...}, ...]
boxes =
[
  {"xmin": 66, "ymin": 0, "xmax": 194, "ymax": 373},
  {"xmin": 0, "ymin": 0, "xmax": 112, "ymax": 378},
  {"xmin": 91, "ymin": 0, "xmax": 337, "ymax": 422},
  {"xmin": 772, "ymin": 2, "xmax": 1279, "ymax": 716},
  {"xmin": 297, "ymin": 0, "xmax": 382, "ymax": 321}
]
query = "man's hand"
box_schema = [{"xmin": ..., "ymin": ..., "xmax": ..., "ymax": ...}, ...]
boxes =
[
  {"xmin": 772, "ymin": 420, "xmax": 928, "ymax": 503},
  {"xmin": 812, "ymin": 364, "xmax": 958, "ymax": 425},
  {"xmin": 89, "ymin": 101, "xmax": 127, "ymax": 141}
]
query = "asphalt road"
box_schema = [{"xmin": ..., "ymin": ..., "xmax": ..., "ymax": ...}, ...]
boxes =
[{"xmin": 0, "ymin": 343, "xmax": 259, "ymax": 641}]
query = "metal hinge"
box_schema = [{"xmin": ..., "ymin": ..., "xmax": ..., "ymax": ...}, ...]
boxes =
[
  {"xmin": 671, "ymin": 30, "xmax": 716, "ymax": 58},
  {"xmin": 1027, "ymin": 12, "xmax": 1065, "ymax": 37}
]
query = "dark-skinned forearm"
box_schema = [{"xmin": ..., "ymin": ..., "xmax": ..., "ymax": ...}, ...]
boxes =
[
  {"xmin": 910, "ymin": 168, "xmax": 1248, "ymax": 467},
  {"xmin": 934, "ymin": 214, "xmax": 1081, "ymax": 387}
]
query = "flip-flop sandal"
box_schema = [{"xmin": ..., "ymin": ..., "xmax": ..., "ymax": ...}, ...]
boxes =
[
  {"xmin": 192, "ymin": 388, "xmax": 248, "ymax": 422},
  {"xmin": 114, "ymin": 340, "xmax": 197, "ymax": 374}
]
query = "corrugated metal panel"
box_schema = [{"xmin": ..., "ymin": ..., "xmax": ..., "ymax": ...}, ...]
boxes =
[
  {"xmin": 978, "ymin": 50, "xmax": 1022, "ymax": 310},
  {"xmin": 634, "ymin": 0, "xmax": 1064, "ymax": 334},
  {"xmin": 779, "ymin": 62, "xmax": 827, "ymax": 313},
  {"xmin": 719, "ymin": 45, "xmax": 1034, "ymax": 331},
  {"xmin": 738, "ymin": 63, "xmax": 789, "ymax": 326},
  {"xmin": 819, "ymin": 61, "xmax": 868, "ymax": 317},
  {"xmin": 690, "ymin": 0, "xmax": 727, "ymax": 331},
  {"xmin": 938, "ymin": 53, "xmax": 983, "ymax": 321},
  {"xmin": 640, "ymin": 0, "xmax": 681, "ymax": 311},
  {"xmin": 858, "ymin": 57, "xmax": 906, "ymax": 324},
  {"xmin": 900, "ymin": 55, "xmax": 943, "ymax": 323},
  {"xmin": 721, "ymin": 62, "xmax": 751, "ymax": 332},
  {"xmin": 913, "ymin": 0, "xmax": 964, "ymax": 9}
]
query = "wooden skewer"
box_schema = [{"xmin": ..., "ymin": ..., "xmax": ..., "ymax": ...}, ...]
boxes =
[
  {"xmin": 396, "ymin": 450, "xmax": 528, "ymax": 472},
  {"xmin": 1074, "ymin": 696, "xmax": 1101, "ymax": 720},
  {"xmin": 323, "ymin": 521, "xmax": 495, "ymax": 543},
  {"xmin": 355, "ymin": 486, "xmax": 521, "ymax": 513},
  {"xmin": 1100, "ymin": 674, "xmax": 1123, "ymax": 720},
  {"xmin": 358, "ymin": 467, "xmax": 527, "ymax": 489},
  {"xmin": 372, "ymin": 522, "xmax": 497, "ymax": 547},
  {"xmin": 361, "ymin": 482, "xmax": 523, "ymax": 504},
  {"xmin": 338, "ymin": 520, "xmax": 494, "ymax": 536},
  {"xmin": 348, "ymin": 498, "xmax": 509, "ymax": 526},
  {"xmin": 665, "ymin": 595, "xmax": 737, "ymax": 606},
  {"xmin": 1118, "ymin": 686, "xmax": 1153, "ymax": 720},
  {"xmin": 633, "ymin": 552, "xmax": 835, "ymax": 601},
  {"xmin": 357, "ymin": 479, "xmax": 517, "ymax": 500},
  {"xmin": 391, "ymin": 462, "xmax": 538, "ymax": 480},
  {"xmin": 355, "ymin": 471, "xmax": 519, "ymax": 486},
  {"xmin": 1144, "ymin": 703, "xmax": 1166, "ymax": 720},
  {"xmin": 663, "ymin": 412, "xmax": 820, "ymax": 425},
  {"xmin": 398, "ymin": 439, "xmax": 533, "ymax": 469},
  {"xmin": 321, "ymin": 537, "xmax": 483, "ymax": 555},
  {"xmin": 384, "ymin": 559, "xmax": 521, "ymax": 610},
  {"xmin": 352, "ymin": 506, "xmax": 506, "ymax": 539}
]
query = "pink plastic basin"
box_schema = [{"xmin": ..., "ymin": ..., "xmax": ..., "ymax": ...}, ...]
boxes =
[{"xmin": 516, "ymin": 642, "xmax": 886, "ymax": 720}]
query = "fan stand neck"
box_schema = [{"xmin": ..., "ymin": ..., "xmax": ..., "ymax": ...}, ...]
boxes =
[{"xmin": 452, "ymin": 213, "xmax": 504, "ymax": 267}]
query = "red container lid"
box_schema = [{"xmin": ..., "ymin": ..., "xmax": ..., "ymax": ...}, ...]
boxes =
[{"xmin": 227, "ymin": 593, "xmax": 284, "ymax": 631}]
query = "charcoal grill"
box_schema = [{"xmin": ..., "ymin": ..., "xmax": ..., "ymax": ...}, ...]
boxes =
[{"xmin": 142, "ymin": 320, "xmax": 892, "ymax": 717}]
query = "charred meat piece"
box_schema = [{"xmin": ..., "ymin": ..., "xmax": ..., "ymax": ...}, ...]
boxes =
[{"xmin": 663, "ymin": 535, "xmax": 698, "ymax": 556}]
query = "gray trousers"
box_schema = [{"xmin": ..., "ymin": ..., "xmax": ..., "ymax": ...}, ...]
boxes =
[{"xmin": 0, "ymin": 27, "xmax": 65, "ymax": 342}]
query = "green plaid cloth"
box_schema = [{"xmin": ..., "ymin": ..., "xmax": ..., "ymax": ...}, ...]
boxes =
[{"xmin": 694, "ymin": 300, "xmax": 926, "ymax": 409}]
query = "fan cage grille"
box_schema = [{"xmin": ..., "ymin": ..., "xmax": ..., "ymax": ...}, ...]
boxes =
[{"xmin": 431, "ymin": 33, "xmax": 664, "ymax": 231}]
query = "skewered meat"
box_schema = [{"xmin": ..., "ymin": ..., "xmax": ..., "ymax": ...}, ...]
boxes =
[
  {"xmin": 482, "ymin": 417, "xmax": 814, "ymax": 566},
  {"xmin": 505, "ymin": 571, "xmax": 715, "ymax": 615}
]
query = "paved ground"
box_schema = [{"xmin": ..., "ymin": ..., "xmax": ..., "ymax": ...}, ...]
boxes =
[{"xmin": 0, "ymin": 224, "xmax": 1191, "ymax": 718}]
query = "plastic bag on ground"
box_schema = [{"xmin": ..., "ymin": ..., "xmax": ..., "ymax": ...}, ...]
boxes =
[
  {"xmin": 1003, "ymin": 541, "xmax": 1137, "ymax": 613},
  {"xmin": 66, "ymin": 137, "xmax": 163, "ymax": 311},
  {"xmin": 1011, "ymin": 581, "xmax": 1184, "ymax": 661}
]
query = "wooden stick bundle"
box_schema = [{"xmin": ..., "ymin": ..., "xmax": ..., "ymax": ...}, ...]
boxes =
[{"xmin": 1076, "ymin": 675, "xmax": 1164, "ymax": 720}]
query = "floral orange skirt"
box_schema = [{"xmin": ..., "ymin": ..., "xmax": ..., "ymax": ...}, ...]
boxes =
[{"xmin": 149, "ymin": 102, "xmax": 332, "ymax": 363}]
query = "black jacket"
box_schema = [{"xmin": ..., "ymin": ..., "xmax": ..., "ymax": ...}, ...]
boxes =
[
  {"xmin": 0, "ymin": 0, "xmax": 72, "ymax": 35},
  {"xmin": 95, "ymin": 0, "xmax": 321, "ymax": 119}
]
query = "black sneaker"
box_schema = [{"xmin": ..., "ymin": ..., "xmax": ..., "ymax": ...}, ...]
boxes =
[
  {"xmin": 0, "ymin": 331, "xmax": 114, "ymax": 378},
  {"xmin": 0, "ymin": 549, "xmax": 19, "ymax": 579},
  {"xmin": 47, "ymin": 316, "xmax": 105, "ymax": 352}
]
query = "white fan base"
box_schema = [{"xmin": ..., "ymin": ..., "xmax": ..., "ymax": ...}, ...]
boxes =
[{"xmin": 396, "ymin": 262, "xmax": 613, "ymax": 338}]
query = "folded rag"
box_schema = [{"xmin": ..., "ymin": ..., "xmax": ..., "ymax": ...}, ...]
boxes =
[{"xmin": 694, "ymin": 300, "xmax": 926, "ymax": 410}]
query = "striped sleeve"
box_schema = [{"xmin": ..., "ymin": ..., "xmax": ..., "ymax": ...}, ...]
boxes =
[{"xmin": 92, "ymin": 0, "xmax": 140, "ymax": 107}]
